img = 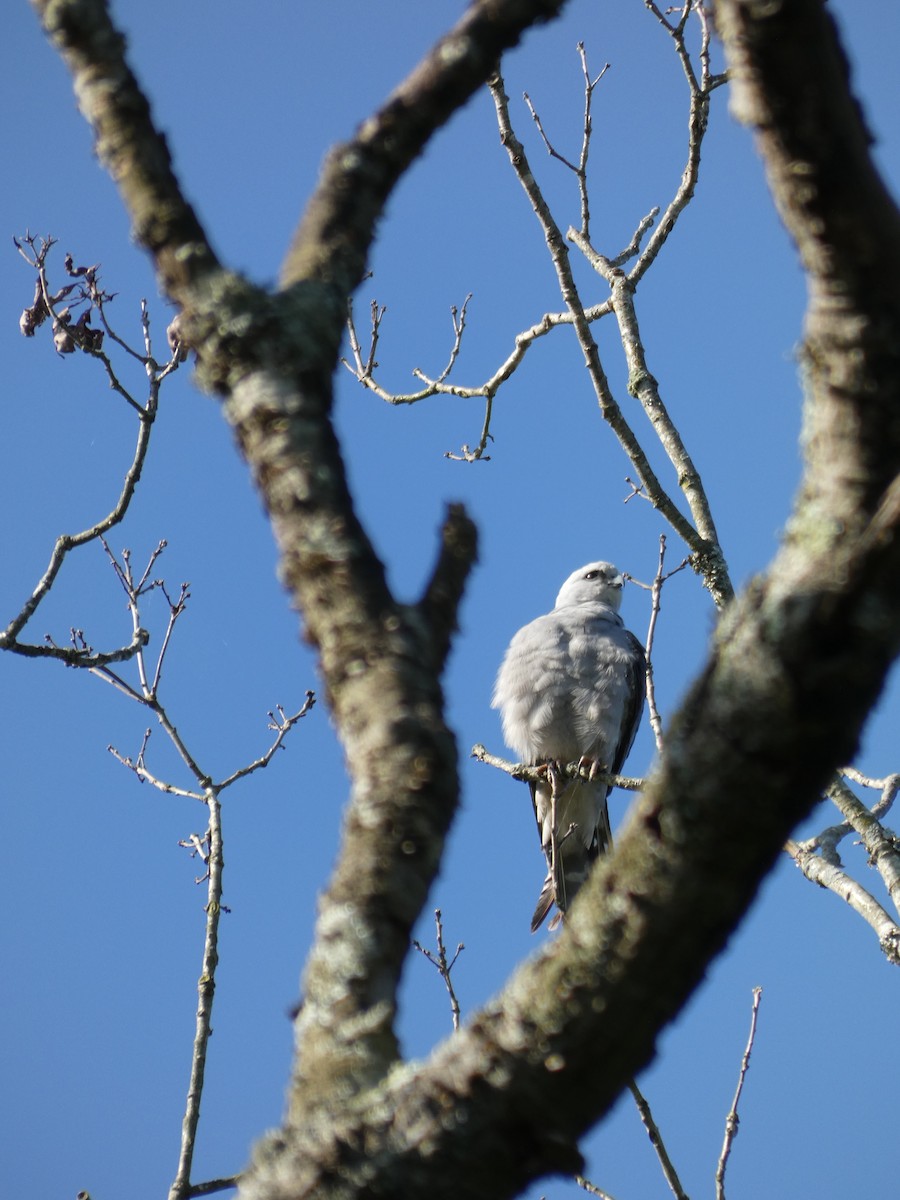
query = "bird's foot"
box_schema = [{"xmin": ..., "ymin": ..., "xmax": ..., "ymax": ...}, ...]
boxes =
[
  {"xmin": 577, "ymin": 755, "xmax": 608, "ymax": 782},
  {"xmin": 538, "ymin": 759, "xmax": 564, "ymax": 796}
]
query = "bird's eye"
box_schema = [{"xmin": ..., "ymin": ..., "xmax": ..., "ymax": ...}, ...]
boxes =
[{"xmin": 584, "ymin": 570, "xmax": 600, "ymax": 580}]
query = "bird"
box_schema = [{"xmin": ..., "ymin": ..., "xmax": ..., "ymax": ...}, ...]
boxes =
[{"xmin": 492, "ymin": 561, "xmax": 646, "ymax": 931}]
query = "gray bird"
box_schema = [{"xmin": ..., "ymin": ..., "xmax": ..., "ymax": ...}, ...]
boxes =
[{"xmin": 492, "ymin": 561, "xmax": 646, "ymax": 931}]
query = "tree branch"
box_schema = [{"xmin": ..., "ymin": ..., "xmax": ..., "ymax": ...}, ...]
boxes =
[
  {"xmin": 279, "ymin": 0, "xmax": 570, "ymax": 293},
  {"xmin": 715, "ymin": 987, "xmax": 762, "ymax": 1200},
  {"xmin": 32, "ymin": 0, "xmax": 220, "ymax": 302},
  {"xmin": 487, "ymin": 68, "xmax": 729, "ymax": 599}
]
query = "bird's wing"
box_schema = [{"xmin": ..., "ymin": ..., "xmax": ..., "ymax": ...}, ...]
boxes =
[
  {"xmin": 609, "ymin": 629, "xmax": 647, "ymax": 775},
  {"xmin": 492, "ymin": 612, "xmax": 573, "ymax": 762}
]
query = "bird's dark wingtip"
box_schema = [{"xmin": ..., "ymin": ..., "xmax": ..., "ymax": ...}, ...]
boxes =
[{"xmin": 530, "ymin": 876, "xmax": 555, "ymax": 932}]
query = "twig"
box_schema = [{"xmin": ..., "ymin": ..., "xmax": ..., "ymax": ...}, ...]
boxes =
[
  {"xmin": 574, "ymin": 1175, "xmax": 618, "ymax": 1200},
  {"xmin": 827, "ymin": 777, "xmax": 900, "ymax": 915},
  {"xmin": 783, "ymin": 768, "xmax": 900, "ymax": 959},
  {"xmin": 523, "ymin": 44, "xmax": 610, "ymax": 240},
  {"xmin": 783, "ymin": 839, "xmax": 900, "ymax": 964},
  {"xmin": 344, "ymin": 293, "xmax": 473, "ymax": 402},
  {"xmin": 489, "ymin": 69, "xmax": 733, "ymax": 603},
  {"xmin": 81, "ymin": 541, "xmax": 316, "ymax": 1196},
  {"xmin": 412, "ymin": 909, "xmax": 465, "ymax": 1031},
  {"xmin": 185, "ymin": 1176, "xmax": 241, "ymax": 1198},
  {"xmin": 2, "ymin": 240, "xmax": 180, "ymax": 659},
  {"xmin": 628, "ymin": 1078, "xmax": 690, "ymax": 1200},
  {"xmin": 217, "ymin": 693, "xmax": 317, "ymax": 791},
  {"xmin": 109, "ymin": 738, "xmax": 205, "ymax": 800},
  {"xmin": 471, "ymin": 744, "xmax": 643, "ymax": 793},
  {"xmin": 169, "ymin": 790, "xmax": 226, "ymax": 1200},
  {"xmin": 715, "ymin": 987, "xmax": 762, "ymax": 1200},
  {"xmin": 344, "ymin": 293, "xmax": 496, "ymax": 462},
  {"xmin": 625, "ymin": 535, "xmax": 690, "ymax": 749},
  {"xmin": 634, "ymin": 1, "xmax": 726, "ymax": 282},
  {"xmin": 840, "ymin": 767, "xmax": 900, "ymax": 819}
]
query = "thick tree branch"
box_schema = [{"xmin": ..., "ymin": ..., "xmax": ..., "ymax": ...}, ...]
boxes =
[
  {"xmin": 31, "ymin": 0, "xmax": 220, "ymax": 302},
  {"xmin": 279, "ymin": 0, "xmax": 570, "ymax": 293},
  {"xmin": 32, "ymin": 0, "xmax": 547, "ymax": 1129},
  {"xmin": 417, "ymin": 504, "xmax": 480, "ymax": 672}
]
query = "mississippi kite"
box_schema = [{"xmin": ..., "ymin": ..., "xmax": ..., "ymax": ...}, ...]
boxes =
[{"xmin": 493, "ymin": 562, "xmax": 646, "ymax": 931}]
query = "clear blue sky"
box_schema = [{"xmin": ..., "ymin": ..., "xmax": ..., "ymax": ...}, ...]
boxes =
[{"xmin": 2, "ymin": 3, "xmax": 899, "ymax": 1198}]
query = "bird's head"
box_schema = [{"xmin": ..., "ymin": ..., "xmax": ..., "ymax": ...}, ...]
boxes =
[{"xmin": 554, "ymin": 561, "xmax": 624, "ymax": 611}]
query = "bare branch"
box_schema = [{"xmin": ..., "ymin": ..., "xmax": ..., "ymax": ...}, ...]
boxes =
[
  {"xmin": 343, "ymin": 295, "xmax": 476, "ymax": 402},
  {"xmin": 784, "ymin": 839, "xmax": 900, "ymax": 964},
  {"xmin": 279, "ymin": 0, "xmax": 570, "ymax": 293},
  {"xmin": 169, "ymin": 790, "xmax": 226, "ymax": 1200},
  {"xmin": 574, "ymin": 1175, "xmax": 619, "ymax": 1200},
  {"xmin": 108, "ymin": 737, "xmax": 205, "ymax": 801},
  {"xmin": 633, "ymin": 2, "xmax": 716, "ymax": 280},
  {"xmin": 217, "ymin": 694, "xmax": 317, "ymax": 792},
  {"xmin": 418, "ymin": 504, "xmax": 480, "ymax": 671},
  {"xmin": 523, "ymin": 44, "xmax": 610, "ymax": 240},
  {"xmin": 2, "ymin": 243, "xmax": 176, "ymax": 657},
  {"xmin": 628, "ymin": 1078, "xmax": 690, "ymax": 1200},
  {"xmin": 444, "ymin": 391, "xmax": 495, "ymax": 463},
  {"xmin": 32, "ymin": 0, "xmax": 220, "ymax": 304},
  {"xmin": 840, "ymin": 766, "xmax": 900, "ymax": 819},
  {"xmin": 626, "ymin": 535, "xmax": 691, "ymax": 749},
  {"xmin": 715, "ymin": 987, "xmax": 763, "ymax": 1200},
  {"xmin": 412, "ymin": 909, "xmax": 465, "ymax": 1032},
  {"xmin": 185, "ymin": 1177, "xmax": 241, "ymax": 1199},
  {"xmin": 490, "ymin": 72, "xmax": 710, "ymax": 558},
  {"xmin": 827, "ymin": 777, "xmax": 900, "ymax": 919},
  {"xmin": 471, "ymin": 744, "xmax": 644, "ymax": 794}
]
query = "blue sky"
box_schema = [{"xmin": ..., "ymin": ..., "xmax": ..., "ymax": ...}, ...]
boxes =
[{"xmin": 2, "ymin": 3, "xmax": 899, "ymax": 1198}]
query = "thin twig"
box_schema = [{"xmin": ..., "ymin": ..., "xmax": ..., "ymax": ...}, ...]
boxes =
[
  {"xmin": 412, "ymin": 909, "xmax": 465, "ymax": 1031},
  {"xmin": 642, "ymin": 539, "xmax": 669, "ymax": 747},
  {"xmin": 784, "ymin": 767, "xmax": 900, "ymax": 956},
  {"xmin": 185, "ymin": 1176, "xmax": 241, "ymax": 1198},
  {"xmin": 715, "ymin": 987, "xmax": 762, "ymax": 1200},
  {"xmin": 574, "ymin": 1175, "xmax": 619, "ymax": 1200},
  {"xmin": 625, "ymin": 536, "xmax": 690, "ymax": 749},
  {"xmin": 151, "ymin": 580, "xmax": 190, "ymax": 696},
  {"xmin": 217, "ymin": 693, "xmax": 317, "ymax": 790},
  {"xmin": 344, "ymin": 293, "xmax": 496, "ymax": 462},
  {"xmin": 2, "ymin": 241, "xmax": 178, "ymax": 658},
  {"xmin": 169, "ymin": 790, "xmax": 226, "ymax": 1200},
  {"xmin": 444, "ymin": 391, "xmax": 494, "ymax": 462},
  {"xmin": 634, "ymin": 1, "xmax": 720, "ymax": 281},
  {"xmin": 628, "ymin": 1078, "xmax": 690, "ymax": 1200},
  {"xmin": 471, "ymin": 744, "xmax": 643, "ymax": 793},
  {"xmin": 108, "ymin": 739, "xmax": 205, "ymax": 800}
]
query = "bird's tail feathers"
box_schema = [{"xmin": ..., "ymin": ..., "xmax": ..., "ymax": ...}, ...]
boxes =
[
  {"xmin": 530, "ymin": 790, "xmax": 613, "ymax": 933},
  {"xmin": 530, "ymin": 873, "xmax": 556, "ymax": 932}
]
